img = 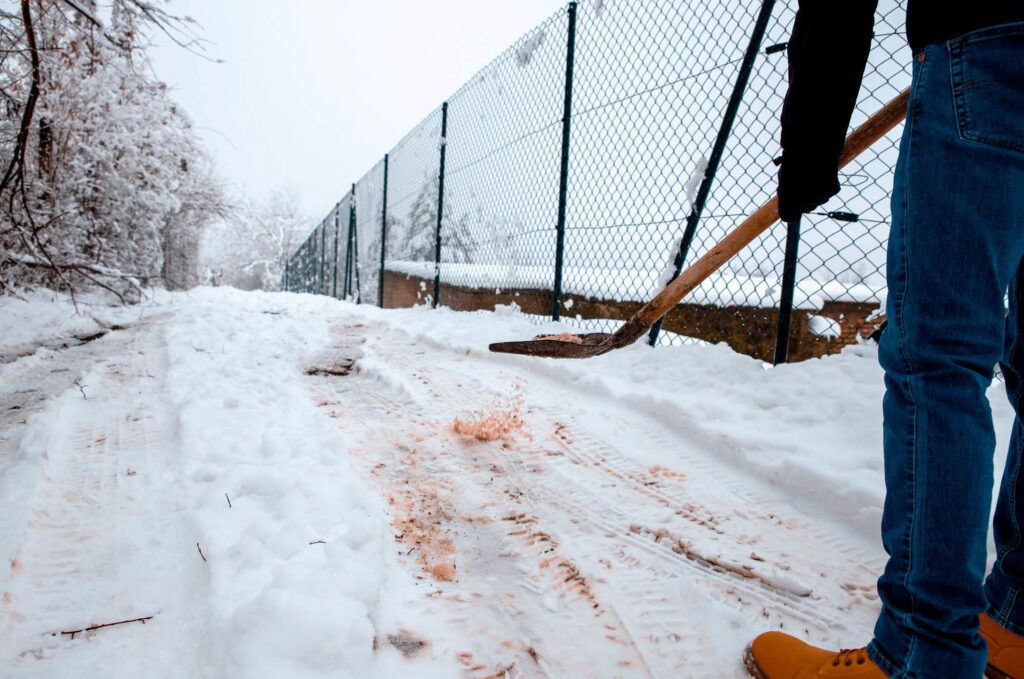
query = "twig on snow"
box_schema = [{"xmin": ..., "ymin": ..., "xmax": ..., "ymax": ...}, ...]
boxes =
[
  {"xmin": 225, "ymin": 493, "xmax": 231, "ymax": 508},
  {"xmin": 72, "ymin": 379, "xmax": 87, "ymax": 399},
  {"xmin": 196, "ymin": 542, "xmax": 207, "ymax": 562},
  {"xmin": 59, "ymin": 615, "xmax": 154, "ymax": 639},
  {"xmin": 309, "ymin": 540, "xmax": 326, "ymax": 545}
]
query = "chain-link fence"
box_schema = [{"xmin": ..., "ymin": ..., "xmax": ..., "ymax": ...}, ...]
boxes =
[
  {"xmin": 283, "ymin": 189, "xmax": 356, "ymax": 300},
  {"xmin": 283, "ymin": 0, "xmax": 911, "ymax": 363}
]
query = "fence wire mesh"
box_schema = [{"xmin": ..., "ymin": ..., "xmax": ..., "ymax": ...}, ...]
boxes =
[
  {"xmin": 284, "ymin": 0, "xmax": 911, "ymax": 363},
  {"xmin": 382, "ymin": 109, "xmax": 444, "ymax": 305},
  {"xmin": 352, "ymin": 159, "xmax": 387, "ymax": 306},
  {"xmin": 438, "ymin": 11, "xmax": 569, "ymax": 302},
  {"xmin": 283, "ymin": 192, "xmax": 355, "ymax": 300}
]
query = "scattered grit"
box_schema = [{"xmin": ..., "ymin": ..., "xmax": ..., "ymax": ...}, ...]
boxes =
[{"xmin": 451, "ymin": 385, "xmax": 526, "ymax": 442}]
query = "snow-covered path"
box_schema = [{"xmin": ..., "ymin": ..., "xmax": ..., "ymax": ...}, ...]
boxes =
[
  {"xmin": 1, "ymin": 315, "xmax": 211, "ymax": 677},
  {"xmin": 309, "ymin": 314, "xmax": 884, "ymax": 678},
  {"xmin": 0, "ymin": 288, "xmax": 1014, "ymax": 678}
]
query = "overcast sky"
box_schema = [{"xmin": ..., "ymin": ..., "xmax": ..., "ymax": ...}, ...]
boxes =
[{"xmin": 150, "ymin": 0, "xmax": 566, "ymax": 221}]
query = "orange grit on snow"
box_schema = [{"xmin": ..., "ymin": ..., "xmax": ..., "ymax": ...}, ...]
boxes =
[
  {"xmin": 428, "ymin": 562, "xmax": 457, "ymax": 582},
  {"xmin": 451, "ymin": 385, "xmax": 526, "ymax": 442}
]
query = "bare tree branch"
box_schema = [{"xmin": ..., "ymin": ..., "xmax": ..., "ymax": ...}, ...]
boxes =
[
  {"xmin": 0, "ymin": 0, "xmax": 41, "ymax": 200},
  {"xmin": 59, "ymin": 0, "xmax": 102, "ymax": 28}
]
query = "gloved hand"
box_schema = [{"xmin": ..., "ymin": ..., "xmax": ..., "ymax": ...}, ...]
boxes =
[{"xmin": 776, "ymin": 151, "xmax": 840, "ymax": 222}]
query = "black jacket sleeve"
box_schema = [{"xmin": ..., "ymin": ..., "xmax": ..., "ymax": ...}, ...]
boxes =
[{"xmin": 777, "ymin": 0, "xmax": 877, "ymax": 222}]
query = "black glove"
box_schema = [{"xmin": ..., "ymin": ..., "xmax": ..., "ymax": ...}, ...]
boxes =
[
  {"xmin": 777, "ymin": 0, "xmax": 876, "ymax": 223},
  {"xmin": 777, "ymin": 151, "xmax": 840, "ymax": 222}
]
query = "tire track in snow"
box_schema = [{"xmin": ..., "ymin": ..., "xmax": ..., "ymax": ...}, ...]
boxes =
[
  {"xmin": 534, "ymin": 418, "xmax": 882, "ymax": 605},
  {"xmin": 381, "ymin": 331, "xmax": 881, "ymax": 619},
  {"xmin": 1, "ymin": 320, "xmax": 210, "ymax": 676},
  {"xmin": 309, "ymin": 320, "xmax": 883, "ymax": 677},
  {"xmin": 406, "ymin": 333, "xmax": 883, "ymax": 615},
  {"xmin": 312, "ymin": 328, "xmax": 651, "ymax": 677}
]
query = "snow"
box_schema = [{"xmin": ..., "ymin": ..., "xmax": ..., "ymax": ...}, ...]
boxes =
[
  {"xmin": 656, "ymin": 238, "xmax": 684, "ymax": 289},
  {"xmin": 0, "ymin": 288, "xmax": 1014, "ymax": 677},
  {"xmin": 807, "ymin": 314, "xmax": 842, "ymax": 339},
  {"xmin": 162, "ymin": 290, "xmax": 390, "ymax": 678},
  {"xmin": 0, "ymin": 289, "xmax": 144, "ymax": 363},
  {"xmin": 1, "ymin": 290, "xmax": 392, "ymax": 678},
  {"xmin": 685, "ymin": 155, "xmax": 709, "ymax": 207}
]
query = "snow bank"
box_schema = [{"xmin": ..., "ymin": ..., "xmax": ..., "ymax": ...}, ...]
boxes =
[
  {"xmin": 0, "ymin": 288, "xmax": 146, "ymax": 362},
  {"xmin": 161, "ymin": 288, "xmax": 392, "ymax": 679}
]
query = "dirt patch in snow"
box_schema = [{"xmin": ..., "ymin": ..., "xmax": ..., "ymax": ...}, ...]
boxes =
[
  {"xmin": 305, "ymin": 358, "xmax": 356, "ymax": 377},
  {"xmin": 378, "ymin": 630, "xmax": 430, "ymax": 658}
]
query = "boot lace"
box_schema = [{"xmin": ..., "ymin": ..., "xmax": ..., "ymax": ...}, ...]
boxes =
[{"xmin": 832, "ymin": 648, "xmax": 869, "ymax": 668}]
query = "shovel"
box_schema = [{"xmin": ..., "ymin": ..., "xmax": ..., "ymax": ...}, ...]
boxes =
[{"xmin": 489, "ymin": 88, "xmax": 910, "ymax": 359}]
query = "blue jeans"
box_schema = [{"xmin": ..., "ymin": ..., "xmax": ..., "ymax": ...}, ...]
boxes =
[{"xmin": 866, "ymin": 23, "xmax": 1024, "ymax": 678}]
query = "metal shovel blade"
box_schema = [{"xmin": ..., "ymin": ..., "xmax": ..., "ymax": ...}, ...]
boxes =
[
  {"xmin": 489, "ymin": 318, "xmax": 651, "ymax": 358},
  {"xmin": 489, "ymin": 332, "xmax": 615, "ymax": 358}
]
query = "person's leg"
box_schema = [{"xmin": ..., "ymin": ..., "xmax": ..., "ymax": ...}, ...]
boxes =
[
  {"xmin": 867, "ymin": 27, "xmax": 1024, "ymax": 678},
  {"xmin": 986, "ymin": 260, "xmax": 1024, "ymax": 629}
]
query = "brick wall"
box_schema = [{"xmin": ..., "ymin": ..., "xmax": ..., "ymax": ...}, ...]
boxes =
[{"xmin": 382, "ymin": 271, "xmax": 882, "ymax": 362}]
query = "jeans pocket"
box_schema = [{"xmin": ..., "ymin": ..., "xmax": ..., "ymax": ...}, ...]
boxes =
[{"xmin": 948, "ymin": 24, "xmax": 1024, "ymax": 154}]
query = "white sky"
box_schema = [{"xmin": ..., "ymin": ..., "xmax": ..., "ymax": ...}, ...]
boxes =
[{"xmin": 150, "ymin": 0, "xmax": 566, "ymax": 220}]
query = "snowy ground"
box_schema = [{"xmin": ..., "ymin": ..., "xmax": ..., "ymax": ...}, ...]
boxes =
[{"xmin": 0, "ymin": 288, "xmax": 1014, "ymax": 678}]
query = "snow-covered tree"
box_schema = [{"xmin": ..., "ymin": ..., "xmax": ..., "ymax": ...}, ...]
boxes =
[
  {"xmin": 203, "ymin": 189, "xmax": 311, "ymax": 292},
  {"xmin": 391, "ymin": 175, "xmax": 473, "ymax": 264},
  {"xmin": 0, "ymin": 0, "xmax": 227, "ymax": 297}
]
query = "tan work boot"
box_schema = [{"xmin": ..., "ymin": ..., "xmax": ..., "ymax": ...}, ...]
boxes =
[
  {"xmin": 981, "ymin": 613, "xmax": 1024, "ymax": 679},
  {"xmin": 743, "ymin": 631, "xmax": 886, "ymax": 678}
]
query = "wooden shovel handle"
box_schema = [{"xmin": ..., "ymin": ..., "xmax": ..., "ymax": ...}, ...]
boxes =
[{"xmin": 632, "ymin": 88, "xmax": 910, "ymax": 330}]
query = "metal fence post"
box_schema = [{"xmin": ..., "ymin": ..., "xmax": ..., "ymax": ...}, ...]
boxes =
[
  {"xmin": 304, "ymin": 239, "xmax": 311, "ymax": 293},
  {"xmin": 306, "ymin": 238, "xmax": 312, "ymax": 293},
  {"xmin": 343, "ymin": 190, "xmax": 353, "ymax": 299},
  {"xmin": 433, "ymin": 101, "xmax": 449, "ymax": 309},
  {"xmin": 283, "ymin": 262, "xmax": 289, "ymax": 292},
  {"xmin": 352, "ymin": 185, "xmax": 362, "ymax": 304},
  {"xmin": 331, "ymin": 207, "xmax": 340, "ymax": 298},
  {"xmin": 552, "ymin": 0, "xmax": 579, "ymax": 321},
  {"xmin": 773, "ymin": 217, "xmax": 802, "ymax": 365},
  {"xmin": 648, "ymin": 0, "xmax": 777, "ymax": 345},
  {"xmin": 378, "ymin": 154, "xmax": 390, "ymax": 307},
  {"xmin": 319, "ymin": 222, "xmax": 327, "ymax": 295}
]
